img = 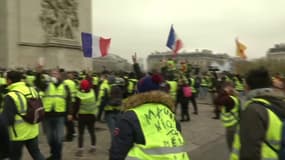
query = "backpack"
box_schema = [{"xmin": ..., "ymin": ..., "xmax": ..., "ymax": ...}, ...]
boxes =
[
  {"xmin": 253, "ymin": 100, "xmax": 285, "ymax": 160},
  {"xmin": 13, "ymin": 88, "xmax": 45, "ymax": 124},
  {"xmin": 108, "ymin": 84, "xmax": 123, "ymax": 107},
  {"xmin": 183, "ymin": 86, "xmax": 192, "ymax": 98}
]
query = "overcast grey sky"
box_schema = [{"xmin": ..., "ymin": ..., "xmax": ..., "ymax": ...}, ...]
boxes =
[{"xmin": 92, "ymin": 0, "xmax": 285, "ymax": 62}]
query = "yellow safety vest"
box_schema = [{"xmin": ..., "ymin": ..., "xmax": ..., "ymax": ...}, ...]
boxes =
[
  {"xmin": 167, "ymin": 81, "xmax": 178, "ymax": 102},
  {"xmin": 97, "ymin": 80, "xmax": 110, "ymax": 105},
  {"xmin": 80, "ymin": 73, "xmax": 85, "ymax": 80},
  {"xmin": 208, "ymin": 78, "xmax": 215, "ymax": 92},
  {"xmin": 126, "ymin": 103, "xmax": 190, "ymax": 160},
  {"xmin": 200, "ymin": 78, "xmax": 208, "ymax": 87},
  {"xmin": 25, "ymin": 75, "xmax": 35, "ymax": 87},
  {"xmin": 220, "ymin": 96, "xmax": 240, "ymax": 127},
  {"xmin": 0, "ymin": 92, "xmax": 6, "ymax": 112},
  {"xmin": 105, "ymin": 84, "xmax": 123, "ymax": 111},
  {"xmin": 77, "ymin": 90, "xmax": 97, "ymax": 115},
  {"xmin": 235, "ymin": 80, "xmax": 244, "ymax": 92},
  {"xmin": 0, "ymin": 77, "xmax": 7, "ymax": 85},
  {"xmin": 225, "ymin": 76, "xmax": 232, "ymax": 83},
  {"xmin": 6, "ymin": 82, "xmax": 39, "ymax": 141},
  {"xmin": 189, "ymin": 78, "xmax": 197, "ymax": 93},
  {"xmin": 43, "ymin": 83, "xmax": 67, "ymax": 113},
  {"xmin": 39, "ymin": 91, "xmax": 45, "ymax": 99},
  {"xmin": 128, "ymin": 79, "xmax": 137, "ymax": 94},
  {"xmin": 167, "ymin": 60, "xmax": 176, "ymax": 71},
  {"xmin": 230, "ymin": 98, "xmax": 282, "ymax": 160},
  {"xmin": 92, "ymin": 76, "xmax": 99, "ymax": 86},
  {"xmin": 64, "ymin": 79, "xmax": 77, "ymax": 102}
]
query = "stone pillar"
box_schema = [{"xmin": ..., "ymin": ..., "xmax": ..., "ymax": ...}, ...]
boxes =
[{"xmin": 0, "ymin": 0, "xmax": 8, "ymax": 68}]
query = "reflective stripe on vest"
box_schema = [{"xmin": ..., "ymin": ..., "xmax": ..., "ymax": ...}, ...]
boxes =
[
  {"xmin": 220, "ymin": 96, "xmax": 239, "ymax": 127},
  {"xmin": 6, "ymin": 82, "xmax": 39, "ymax": 141},
  {"xmin": 43, "ymin": 83, "xmax": 67, "ymax": 112},
  {"xmin": 200, "ymin": 78, "xmax": 207, "ymax": 87},
  {"xmin": 127, "ymin": 103, "xmax": 189, "ymax": 160},
  {"xmin": 235, "ymin": 80, "xmax": 244, "ymax": 91},
  {"xmin": 230, "ymin": 98, "xmax": 282, "ymax": 160},
  {"xmin": 141, "ymin": 146, "xmax": 187, "ymax": 154},
  {"xmin": 77, "ymin": 90, "xmax": 97, "ymax": 115},
  {"xmin": 126, "ymin": 146, "xmax": 188, "ymax": 160}
]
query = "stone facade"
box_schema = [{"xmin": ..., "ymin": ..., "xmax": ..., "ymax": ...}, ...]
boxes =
[
  {"xmin": 147, "ymin": 50, "xmax": 232, "ymax": 72},
  {"xmin": 93, "ymin": 54, "xmax": 132, "ymax": 73},
  {"xmin": 0, "ymin": 0, "xmax": 92, "ymax": 70},
  {"xmin": 267, "ymin": 44, "xmax": 285, "ymax": 61}
]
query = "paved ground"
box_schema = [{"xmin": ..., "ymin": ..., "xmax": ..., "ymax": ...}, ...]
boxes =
[
  {"xmin": 190, "ymin": 136, "xmax": 228, "ymax": 160},
  {"xmin": 23, "ymin": 98, "xmax": 229, "ymax": 160}
]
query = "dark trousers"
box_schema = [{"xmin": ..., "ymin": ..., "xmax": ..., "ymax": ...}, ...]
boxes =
[
  {"xmin": 0, "ymin": 116, "xmax": 9, "ymax": 159},
  {"xmin": 189, "ymin": 93, "xmax": 198, "ymax": 113},
  {"xmin": 211, "ymin": 92, "xmax": 220, "ymax": 118},
  {"xmin": 78, "ymin": 115, "xmax": 96, "ymax": 148},
  {"xmin": 65, "ymin": 120, "xmax": 75, "ymax": 140},
  {"xmin": 180, "ymin": 101, "xmax": 190, "ymax": 121},
  {"xmin": 9, "ymin": 137, "xmax": 45, "ymax": 160},
  {"xmin": 97, "ymin": 100, "xmax": 107, "ymax": 121}
]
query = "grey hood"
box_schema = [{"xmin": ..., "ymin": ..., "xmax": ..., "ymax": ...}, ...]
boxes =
[{"xmin": 246, "ymin": 88, "xmax": 285, "ymax": 117}]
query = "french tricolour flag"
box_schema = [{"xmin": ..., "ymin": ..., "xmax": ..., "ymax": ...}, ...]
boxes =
[
  {"xmin": 81, "ymin": 32, "xmax": 111, "ymax": 58},
  {"xmin": 166, "ymin": 25, "xmax": 183, "ymax": 54}
]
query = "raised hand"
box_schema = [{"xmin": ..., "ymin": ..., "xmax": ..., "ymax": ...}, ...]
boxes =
[{"xmin": 132, "ymin": 52, "xmax": 137, "ymax": 63}]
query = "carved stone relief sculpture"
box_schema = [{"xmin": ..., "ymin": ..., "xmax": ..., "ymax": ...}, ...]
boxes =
[{"xmin": 39, "ymin": 0, "xmax": 79, "ymax": 39}]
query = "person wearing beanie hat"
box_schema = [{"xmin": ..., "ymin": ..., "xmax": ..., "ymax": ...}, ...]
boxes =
[
  {"xmin": 110, "ymin": 74, "xmax": 189, "ymax": 159},
  {"xmin": 70, "ymin": 79, "xmax": 98, "ymax": 157},
  {"xmin": 137, "ymin": 74, "xmax": 163, "ymax": 93},
  {"xmin": 80, "ymin": 79, "xmax": 91, "ymax": 92}
]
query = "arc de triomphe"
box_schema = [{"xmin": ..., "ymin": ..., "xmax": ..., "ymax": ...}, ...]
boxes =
[{"xmin": 0, "ymin": 0, "xmax": 92, "ymax": 70}]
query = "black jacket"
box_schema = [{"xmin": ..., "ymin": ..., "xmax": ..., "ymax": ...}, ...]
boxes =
[{"xmin": 0, "ymin": 114, "xmax": 9, "ymax": 159}]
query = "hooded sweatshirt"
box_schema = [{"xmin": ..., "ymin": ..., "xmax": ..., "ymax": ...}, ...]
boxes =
[{"xmin": 239, "ymin": 88, "xmax": 285, "ymax": 160}]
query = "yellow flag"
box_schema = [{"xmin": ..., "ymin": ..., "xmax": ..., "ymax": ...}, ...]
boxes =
[{"xmin": 235, "ymin": 39, "xmax": 247, "ymax": 60}]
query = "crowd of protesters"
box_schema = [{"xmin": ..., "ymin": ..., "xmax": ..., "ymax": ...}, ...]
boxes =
[{"xmin": 0, "ymin": 53, "xmax": 284, "ymax": 160}]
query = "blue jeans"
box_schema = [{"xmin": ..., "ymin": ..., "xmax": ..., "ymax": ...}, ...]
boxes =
[
  {"xmin": 43, "ymin": 116, "xmax": 65, "ymax": 160},
  {"xmin": 9, "ymin": 137, "xmax": 45, "ymax": 160},
  {"xmin": 105, "ymin": 111, "xmax": 121, "ymax": 140},
  {"xmin": 199, "ymin": 86, "xmax": 208, "ymax": 98}
]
